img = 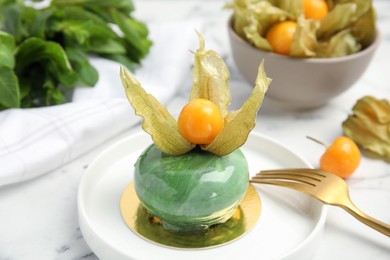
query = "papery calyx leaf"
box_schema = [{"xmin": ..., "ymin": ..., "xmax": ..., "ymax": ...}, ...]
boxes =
[
  {"xmin": 120, "ymin": 67, "xmax": 195, "ymax": 155},
  {"xmin": 316, "ymin": 29, "xmax": 361, "ymax": 58},
  {"xmin": 190, "ymin": 32, "xmax": 231, "ymax": 117},
  {"xmin": 202, "ymin": 60, "xmax": 271, "ymax": 156},
  {"xmin": 250, "ymin": 1, "xmax": 292, "ymax": 36},
  {"xmin": 290, "ymin": 16, "xmax": 319, "ymax": 57},
  {"xmin": 317, "ymin": 3, "xmax": 357, "ymax": 39},
  {"xmin": 278, "ymin": 0, "xmax": 303, "ymax": 18},
  {"xmin": 243, "ymin": 15, "xmax": 272, "ymax": 51},
  {"xmin": 342, "ymin": 96, "xmax": 390, "ymax": 162}
]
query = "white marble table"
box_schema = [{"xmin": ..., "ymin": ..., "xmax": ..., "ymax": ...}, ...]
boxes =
[{"xmin": 1, "ymin": 0, "xmax": 389, "ymax": 259}]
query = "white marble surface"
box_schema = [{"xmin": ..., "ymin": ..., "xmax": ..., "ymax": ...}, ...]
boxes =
[{"xmin": 1, "ymin": 0, "xmax": 390, "ymax": 259}]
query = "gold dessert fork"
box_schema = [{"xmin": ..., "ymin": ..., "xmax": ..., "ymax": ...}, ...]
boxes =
[{"xmin": 250, "ymin": 168, "xmax": 390, "ymax": 237}]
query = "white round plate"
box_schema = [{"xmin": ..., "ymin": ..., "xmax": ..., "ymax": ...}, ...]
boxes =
[{"xmin": 78, "ymin": 132, "xmax": 327, "ymax": 260}]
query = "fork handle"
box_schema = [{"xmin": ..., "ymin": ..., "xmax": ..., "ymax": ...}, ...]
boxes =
[{"xmin": 340, "ymin": 198, "xmax": 390, "ymax": 237}]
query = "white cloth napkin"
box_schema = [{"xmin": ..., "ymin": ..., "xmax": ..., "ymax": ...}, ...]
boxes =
[{"xmin": 0, "ymin": 20, "xmax": 202, "ymax": 187}]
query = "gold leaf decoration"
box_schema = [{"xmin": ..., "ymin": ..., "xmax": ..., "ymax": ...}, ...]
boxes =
[{"xmin": 120, "ymin": 67, "xmax": 195, "ymax": 155}]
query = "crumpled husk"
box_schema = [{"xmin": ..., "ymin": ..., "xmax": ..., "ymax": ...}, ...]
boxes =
[{"xmin": 342, "ymin": 96, "xmax": 390, "ymax": 162}]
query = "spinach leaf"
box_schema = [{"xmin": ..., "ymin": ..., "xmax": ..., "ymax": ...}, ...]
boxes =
[
  {"xmin": 0, "ymin": 66, "xmax": 20, "ymax": 108},
  {"xmin": 15, "ymin": 37, "xmax": 78, "ymax": 87},
  {"xmin": 0, "ymin": 0, "xmax": 151, "ymax": 110},
  {"xmin": 66, "ymin": 47, "xmax": 98, "ymax": 86},
  {"xmin": 0, "ymin": 31, "xmax": 15, "ymax": 68},
  {"xmin": 110, "ymin": 9, "xmax": 152, "ymax": 62},
  {"xmin": 52, "ymin": 0, "xmax": 134, "ymax": 15}
]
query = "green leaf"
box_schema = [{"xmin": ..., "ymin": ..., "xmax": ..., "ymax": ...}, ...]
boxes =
[
  {"xmin": 0, "ymin": 0, "xmax": 17, "ymax": 7},
  {"xmin": 190, "ymin": 32, "xmax": 231, "ymax": 118},
  {"xmin": 110, "ymin": 9, "xmax": 152, "ymax": 61},
  {"xmin": 0, "ymin": 31, "xmax": 16, "ymax": 68},
  {"xmin": 50, "ymin": 7, "xmax": 118, "ymax": 46},
  {"xmin": 0, "ymin": 0, "xmax": 151, "ymax": 108},
  {"xmin": 52, "ymin": 0, "xmax": 134, "ymax": 15},
  {"xmin": 202, "ymin": 61, "xmax": 271, "ymax": 156},
  {"xmin": 1, "ymin": 4, "xmax": 38, "ymax": 41},
  {"xmin": 81, "ymin": 6, "xmax": 113, "ymax": 23},
  {"xmin": 2, "ymin": 3, "xmax": 26, "ymax": 43},
  {"xmin": 19, "ymin": 64, "xmax": 48, "ymax": 107},
  {"xmin": 66, "ymin": 47, "xmax": 98, "ymax": 86},
  {"xmin": 29, "ymin": 8, "xmax": 53, "ymax": 39},
  {"xmin": 61, "ymin": 6, "xmax": 112, "ymax": 26},
  {"xmin": 18, "ymin": 76, "xmax": 31, "ymax": 100},
  {"xmin": 88, "ymin": 38, "xmax": 127, "ymax": 54},
  {"xmin": 120, "ymin": 67, "xmax": 195, "ymax": 155},
  {"xmin": 15, "ymin": 37, "xmax": 70, "ymax": 70},
  {"xmin": 15, "ymin": 37, "xmax": 78, "ymax": 87},
  {"xmin": 100, "ymin": 53, "xmax": 136, "ymax": 71},
  {"xmin": 0, "ymin": 66, "xmax": 20, "ymax": 108},
  {"xmin": 55, "ymin": 21, "xmax": 116, "ymax": 47},
  {"xmin": 43, "ymin": 77, "xmax": 66, "ymax": 105},
  {"xmin": 56, "ymin": 20, "xmax": 92, "ymax": 45}
]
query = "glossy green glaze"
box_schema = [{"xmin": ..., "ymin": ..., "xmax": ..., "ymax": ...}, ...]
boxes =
[{"xmin": 134, "ymin": 144, "xmax": 249, "ymax": 231}]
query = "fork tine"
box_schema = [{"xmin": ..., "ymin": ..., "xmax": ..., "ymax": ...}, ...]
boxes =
[
  {"xmin": 259, "ymin": 168, "xmax": 327, "ymax": 178},
  {"xmin": 250, "ymin": 178, "xmax": 315, "ymax": 195},
  {"xmin": 253, "ymin": 173, "xmax": 320, "ymax": 186}
]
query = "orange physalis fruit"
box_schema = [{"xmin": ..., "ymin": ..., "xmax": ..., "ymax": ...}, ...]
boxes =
[
  {"xmin": 302, "ymin": 0, "xmax": 329, "ymax": 21},
  {"xmin": 266, "ymin": 21, "xmax": 297, "ymax": 55},
  {"xmin": 178, "ymin": 98, "xmax": 224, "ymax": 145},
  {"xmin": 318, "ymin": 136, "xmax": 361, "ymax": 179}
]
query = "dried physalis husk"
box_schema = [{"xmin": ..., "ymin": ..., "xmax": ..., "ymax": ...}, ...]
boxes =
[
  {"xmin": 192, "ymin": 32, "xmax": 271, "ymax": 155},
  {"xmin": 342, "ymin": 96, "xmax": 390, "ymax": 162},
  {"xmin": 227, "ymin": 0, "xmax": 375, "ymax": 58},
  {"xmin": 120, "ymin": 32, "xmax": 271, "ymax": 156},
  {"xmin": 120, "ymin": 68, "xmax": 195, "ymax": 155},
  {"xmin": 190, "ymin": 31, "xmax": 231, "ymax": 117},
  {"xmin": 202, "ymin": 61, "xmax": 270, "ymax": 155}
]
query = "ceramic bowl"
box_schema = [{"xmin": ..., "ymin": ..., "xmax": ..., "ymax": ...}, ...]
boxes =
[
  {"xmin": 228, "ymin": 17, "xmax": 380, "ymax": 109},
  {"xmin": 134, "ymin": 144, "xmax": 249, "ymax": 231}
]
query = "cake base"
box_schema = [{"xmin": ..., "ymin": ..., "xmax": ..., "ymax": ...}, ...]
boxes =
[{"xmin": 120, "ymin": 181, "xmax": 261, "ymax": 249}]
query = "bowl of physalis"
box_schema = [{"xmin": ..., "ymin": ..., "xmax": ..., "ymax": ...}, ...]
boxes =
[
  {"xmin": 119, "ymin": 32, "xmax": 270, "ymax": 240},
  {"xmin": 227, "ymin": 0, "xmax": 380, "ymax": 108}
]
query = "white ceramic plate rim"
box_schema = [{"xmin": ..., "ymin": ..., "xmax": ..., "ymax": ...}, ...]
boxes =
[{"xmin": 78, "ymin": 131, "xmax": 327, "ymax": 260}]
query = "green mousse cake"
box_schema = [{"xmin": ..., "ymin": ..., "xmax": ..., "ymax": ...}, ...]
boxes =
[
  {"xmin": 121, "ymin": 33, "xmax": 270, "ymax": 234},
  {"xmin": 134, "ymin": 144, "xmax": 249, "ymax": 231}
]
